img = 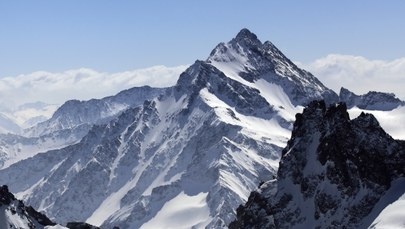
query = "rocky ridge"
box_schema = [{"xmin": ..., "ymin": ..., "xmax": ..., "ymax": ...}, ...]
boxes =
[
  {"xmin": 0, "ymin": 185, "xmax": 56, "ymax": 229},
  {"xmin": 0, "ymin": 86, "xmax": 166, "ymax": 169},
  {"xmin": 339, "ymin": 87, "xmax": 405, "ymax": 111},
  {"xmin": 230, "ymin": 101, "xmax": 405, "ymax": 228}
]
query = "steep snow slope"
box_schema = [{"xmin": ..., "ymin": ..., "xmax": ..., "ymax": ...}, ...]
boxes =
[
  {"xmin": 369, "ymin": 179, "xmax": 405, "ymax": 228},
  {"xmin": 0, "ymin": 128, "xmax": 88, "ymax": 169},
  {"xmin": 0, "ymin": 185, "xmax": 56, "ymax": 229},
  {"xmin": 0, "ymin": 28, "xmax": 338, "ymax": 228},
  {"xmin": 0, "ymin": 113, "xmax": 22, "ymax": 134},
  {"xmin": 208, "ymin": 28, "xmax": 338, "ymax": 106},
  {"xmin": 139, "ymin": 191, "xmax": 211, "ymax": 229},
  {"xmin": 0, "ymin": 86, "xmax": 165, "ymax": 169},
  {"xmin": 1, "ymin": 61, "xmax": 286, "ymax": 228},
  {"xmin": 230, "ymin": 101, "xmax": 405, "ymax": 229},
  {"xmin": 24, "ymin": 86, "xmax": 166, "ymax": 137}
]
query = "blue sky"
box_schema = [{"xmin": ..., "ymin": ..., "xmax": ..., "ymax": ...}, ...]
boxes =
[{"xmin": 1, "ymin": 0, "xmax": 405, "ymax": 77}]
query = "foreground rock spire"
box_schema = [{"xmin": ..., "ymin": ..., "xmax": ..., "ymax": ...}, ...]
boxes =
[{"xmin": 230, "ymin": 101, "xmax": 405, "ymax": 228}]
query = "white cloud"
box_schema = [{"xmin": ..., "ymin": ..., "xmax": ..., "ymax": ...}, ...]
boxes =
[
  {"xmin": 296, "ymin": 54, "xmax": 405, "ymax": 100},
  {"xmin": 348, "ymin": 106, "xmax": 405, "ymax": 140},
  {"xmin": 2, "ymin": 55, "xmax": 404, "ymax": 112},
  {"xmin": 0, "ymin": 65, "xmax": 188, "ymax": 110}
]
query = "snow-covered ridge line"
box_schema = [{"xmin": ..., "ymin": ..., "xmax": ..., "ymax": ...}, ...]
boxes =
[
  {"xmin": 24, "ymin": 86, "xmax": 168, "ymax": 137},
  {"xmin": 340, "ymin": 87, "xmax": 405, "ymax": 111},
  {"xmin": 0, "ymin": 65, "xmax": 188, "ymax": 134},
  {"xmin": 0, "ymin": 184, "xmax": 57, "ymax": 229},
  {"xmin": 1, "ymin": 28, "xmax": 404, "ymax": 229},
  {"xmin": 0, "ymin": 86, "xmax": 169, "ymax": 170},
  {"xmin": 230, "ymin": 101, "xmax": 405, "ymax": 228}
]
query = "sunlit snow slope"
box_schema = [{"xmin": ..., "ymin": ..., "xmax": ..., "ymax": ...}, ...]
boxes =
[
  {"xmin": 1, "ymin": 28, "xmax": 401, "ymax": 229},
  {"xmin": 0, "ymin": 29, "xmax": 337, "ymax": 228},
  {"xmin": 0, "ymin": 185, "xmax": 57, "ymax": 229},
  {"xmin": 0, "ymin": 86, "xmax": 165, "ymax": 169}
]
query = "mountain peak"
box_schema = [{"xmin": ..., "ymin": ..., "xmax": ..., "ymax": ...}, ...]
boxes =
[
  {"xmin": 234, "ymin": 28, "xmax": 260, "ymax": 43},
  {"xmin": 232, "ymin": 28, "xmax": 263, "ymax": 50},
  {"xmin": 207, "ymin": 28, "xmax": 338, "ymax": 106},
  {"xmin": 339, "ymin": 87, "xmax": 405, "ymax": 111},
  {"xmin": 207, "ymin": 28, "xmax": 262, "ymax": 64}
]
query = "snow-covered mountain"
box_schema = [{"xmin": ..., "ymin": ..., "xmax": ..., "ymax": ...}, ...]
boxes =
[
  {"xmin": 207, "ymin": 28, "xmax": 338, "ymax": 106},
  {"xmin": 2, "ymin": 28, "xmax": 403, "ymax": 229},
  {"xmin": 0, "ymin": 102, "xmax": 73, "ymax": 169},
  {"xmin": 24, "ymin": 86, "xmax": 166, "ymax": 137},
  {"xmin": 0, "ymin": 29, "xmax": 338, "ymax": 228},
  {"xmin": 0, "ymin": 113, "xmax": 21, "ymax": 134},
  {"xmin": 340, "ymin": 87, "xmax": 405, "ymax": 139},
  {"xmin": 340, "ymin": 87, "xmax": 405, "ymax": 111},
  {"xmin": 14, "ymin": 102, "xmax": 59, "ymax": 129},
  {"xmin": 230, "ymin": 101, "xmax": 405, "ymax": 229},
  {"xmin": 0, "ymin": 184, "xmax": 57, "ymax": 229},
  {"xmin": 0, "ymin": 185, "xmax": 100, "ymax": 229},
  {"xmin": 0, "ymin": 102, "xmax": 59, "ymax": 135},
  {"xmin": 0, "ymin": 86, "xmax": 165, "ymax": 169}
]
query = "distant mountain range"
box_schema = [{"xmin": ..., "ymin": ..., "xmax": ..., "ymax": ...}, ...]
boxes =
[
  {"xmin": 339, "ymin": 87, "xmax": 405, "ymax": 111},
  {"xmin": 0, "ymin": 29, "xmax": 404, "ymax": 229},
  {"xmin": 0, "ymin": 102, "xmax": 58, "ymax": 134}
]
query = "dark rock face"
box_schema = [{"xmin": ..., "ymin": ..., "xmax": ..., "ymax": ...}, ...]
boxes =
[
  {"xmin": 229, "ymin": 183, "xmax": 276, "ymax": 229},
  {"xmin": 176, "ymin": 60, "xmax": 276, "ymax": 119},
  {"xmin": 0, "ymin": 185, "xmax": 56, "ymax": 228},
  {"xmin": 66, "ymin": 222, "xmax": 101, "ymax": 229},
  {"xmin": 340, "ymin": 87, "xmax": 405, "ymax": 111},
  {"xmin": 230, "ymin": 101, "xmax": 405, "ymax": 229},
  {"xmin": 0, "ymin": 185, "xmax": 15, "ymax": 205}
]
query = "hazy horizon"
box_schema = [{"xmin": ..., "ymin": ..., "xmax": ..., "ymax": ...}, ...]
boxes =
[{"xmin": 1, "ymin": 1, "xmax": 404, "ymax": 108}]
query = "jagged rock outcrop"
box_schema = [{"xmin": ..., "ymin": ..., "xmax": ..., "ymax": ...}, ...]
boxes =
[
  {"xmin": 0, "ymin": 185, "xmax": 56, "ymax": 229},
  {"xmin": 230, "ymin": 101, "xmax": 405, "ymax": 229},
  {"xmin": 66, "ymin": 222, "xmax": 100, "ymax": 229},
  {"xmin": 340, "ymin": 87, "xmax": 405, "ymax": 111}
]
